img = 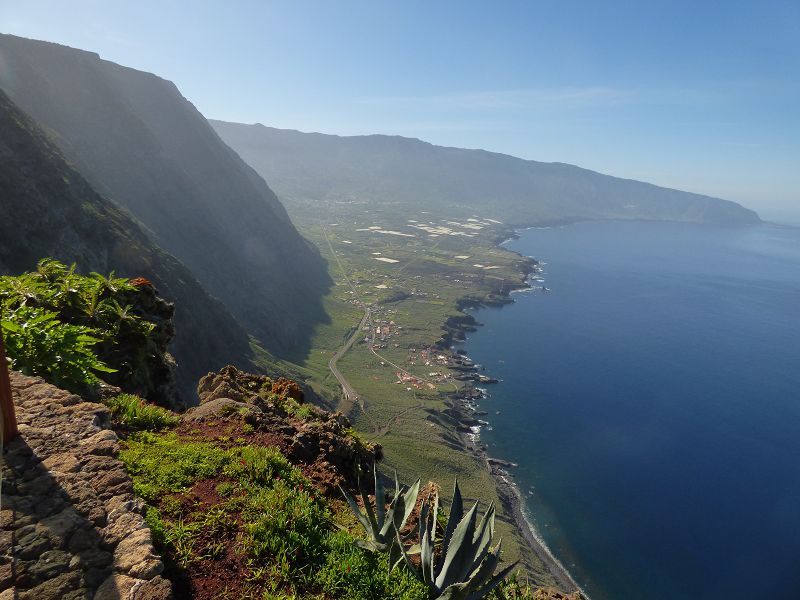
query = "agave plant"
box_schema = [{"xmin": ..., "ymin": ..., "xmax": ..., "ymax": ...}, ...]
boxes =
[
  {"xmin": 396, "ymin": 480, "xmax": 516, "ymax": 600},
  {"xmin": 340, "ymin": 464, "xmax": 420, "ymax": 566}
]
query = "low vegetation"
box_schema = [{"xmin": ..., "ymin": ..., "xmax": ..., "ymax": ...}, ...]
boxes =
[
  {"xmin": 119, "ymin": 425, "xmax": 428, "ymax": 599},
  {"xmin": 86, "ymin": 375, "xmax": 531, "ymax": 599},
  {"xmin": 0, "ymin": 259, "xmax": 162, "ymax": 396},
  {"xmin": 104, "ymin": 393, "xmax": 179, "ymax": 430}
]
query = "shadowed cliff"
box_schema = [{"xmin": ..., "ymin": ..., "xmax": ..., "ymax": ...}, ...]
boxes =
[
  {"xmin": 0, "ymin": 33, "xmax": 332, "ymax": 364},
  {"xmin": 0, "ymin": 88, "xmax": 257, "ymax": 402}
]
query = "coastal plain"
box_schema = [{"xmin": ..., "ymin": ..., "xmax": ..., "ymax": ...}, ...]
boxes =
[{"xmin": 265, "ymin": 200, "xmax": 573, "ymax": 587}]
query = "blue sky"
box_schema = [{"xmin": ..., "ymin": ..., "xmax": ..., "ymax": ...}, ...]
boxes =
[{"xmin": 2, "ymin": 0, "xmax": 798, "ymax": 221}]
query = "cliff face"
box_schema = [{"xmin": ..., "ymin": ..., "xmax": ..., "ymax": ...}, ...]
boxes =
[
  {"xmin": 210, "ymin": 120, "xmax": 760, "ymax": 226},
  {"xmin": 0, "ymin": 34, "xmax": 332, "ymax": 363},
  {"xmin": 0, "ymin": 89, "xmax": 256, "ymax": 402}
]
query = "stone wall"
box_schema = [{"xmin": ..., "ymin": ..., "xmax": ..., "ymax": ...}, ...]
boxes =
[{"xmin": 0, "ymin": 372, "xmax": 171, "ymax": 599}]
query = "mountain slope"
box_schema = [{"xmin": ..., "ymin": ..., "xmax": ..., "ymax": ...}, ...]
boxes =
[
  {"xmin": 0, "ymin": 34, "xmax": 331, "ymax": 362},
  {"xmin": 210, "ymin": 121, "xmax": 760, "ymax": 226},
  {"xmin": 0, "ymin": 88, "xmax": 256, "ymax": 402}
]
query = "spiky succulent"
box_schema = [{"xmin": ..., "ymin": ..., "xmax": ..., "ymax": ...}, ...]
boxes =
[
  {"xmin": 396, "ymin": 480, "xmax": 516, "ymax": 600},
  {"xmin": 340, "ymin": 464, "xmax": 421, "ymax": 566}
]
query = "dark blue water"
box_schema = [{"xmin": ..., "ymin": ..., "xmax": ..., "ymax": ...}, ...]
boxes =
[{"xmin": 460, "ymin": 221, "xmax": 800, "ymax": 600}]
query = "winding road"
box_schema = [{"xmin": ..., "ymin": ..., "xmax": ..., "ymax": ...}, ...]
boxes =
[
  {"xmin": 321, "ymin": 226, "xmax": 369, "ymax": 414},
  {"xmin": 322, "ymin": 224, "xmax": 459, "ymax": 420}
]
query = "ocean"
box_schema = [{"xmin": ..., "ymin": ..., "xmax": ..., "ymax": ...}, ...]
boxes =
[{"xmin": 459, "ymin": 221, "xmax": 800, "ymax": 600}]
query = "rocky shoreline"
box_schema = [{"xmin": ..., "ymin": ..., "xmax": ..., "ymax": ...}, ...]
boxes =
[
  {"xmin": 451, "ymin": 386, "xmax": 584, "ymax": 596},
  {"xmin": 435, "ymin": 236, "xmax": 588, "ymax": 597}
]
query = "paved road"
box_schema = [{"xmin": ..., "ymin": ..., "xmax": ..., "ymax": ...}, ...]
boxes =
[
  {"xmin": 328, "ymin": 308, "xmax": 369, "ymax": 414},
  {"xmin": 321, "ymin": 226, "xmax": 369, "ymax": 414},
  {"xmin": 321, "ymin": 224, "xmax": 457, "ymax": 418}
]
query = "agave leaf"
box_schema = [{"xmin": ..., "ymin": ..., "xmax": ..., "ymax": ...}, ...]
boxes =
[
  {"xmin": 381, "ymin": 494, "xmax": 399, "ymax": 537},
  {"xmin": 437, "ymin": 581, "xmax": 471, "ymax": 600},
  {"xmin": 435, "ymin": 501, "xmax": 479, "ymax": 589},
  {"xmin": 438, "ymin": 479, "xmax": 464, "ymax": 577},
  {"xmin": 465, "ymin": 560, "xmax": 518, "ymax": 600},
  {"xmin": 432, "ymin": 485, "xmax": 439, "ymax": 546},
  {"xmin": 394, "ymin": 524, "xmax": 420, "ymax": 580},
  {"xmin": 405, "ymin": 543, "xmax": 422, "ymax": 555},
  {"xmin": 354, "ymin": 538, "xmax": 377, "ymax": 551},
  {"xmin": 419, "ymin": 494, "xmax": 430, "ymax": 552},
  {"xmin": 375, "ymin": 466, "xmax": 386, "ymax": 527},
  {"xmin": 358, "ymin": 470, "xmax": 380, "ymax": 534},
  {"xmin": 388, "ymin": 537, "xmax": 404, "ymax": 572},
  {"xmin": 469, "ymin": 501, "xmax": 496, "ymax": 569},
  {"xmin": 339, "ymin": 485, "xmax": 372, "ymax": 535},
  {"xmin": 464, "ymin": 544, "xmax": 500, "ymax": 593},
  {"xmin": 420, "ymin": 525, "xmax": 434, "ymax": 585},
  {"xmin": 398, "ymin": 479, "xmax": 420, "ymax": 529}
]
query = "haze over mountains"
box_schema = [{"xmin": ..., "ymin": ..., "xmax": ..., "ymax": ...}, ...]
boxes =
[
  {"xmin": 0, "ymin": 88, "xmax": 256, "ymax": 398},
  {"xmin": 211, "ymin": 122, "xmax": 760, "ymax": 226},
  {"xmin": 0, "ymin": 33, "xmax": 331, "ymax": 363},
  {"xmin": 0, "ymin": 32, "xmax": 761, "ymax": 401}
]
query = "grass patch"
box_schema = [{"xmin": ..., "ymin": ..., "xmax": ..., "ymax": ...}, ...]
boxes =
[
  {"xmin": 105, "ymin": 393, "xmax": 178, "ymax": 430},
  {"xmin": 315, "ymin": 529, "xmax": 427, "ymax": 599},
  {"xmin": 121, "ymin": 430, "xmax": 428, "ymax": 598},
  {"xmin": 119, "ymin": 432, "xmax": 229, "ymax": 502},
  {"xmin": 224, "ymin": 446, "xmax": 308, "ymax": 489}
]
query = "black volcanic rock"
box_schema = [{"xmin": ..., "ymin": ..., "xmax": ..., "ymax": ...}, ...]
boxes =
[
  {"xmin": 0, "ymin": 88, "xmax": 256, "ymax": 402},
  {"xmin": 210, "ymin": 121, "xmax": 760, "ymax": 226},
  {"xmin": 0, "ymin": 34, "xmax": 332, "ymax": 363}
]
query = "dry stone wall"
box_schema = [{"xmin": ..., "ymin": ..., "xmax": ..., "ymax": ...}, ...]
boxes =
[{"xmin": 0, "ymin": 372, "xmax": 171, "ymax": 600}]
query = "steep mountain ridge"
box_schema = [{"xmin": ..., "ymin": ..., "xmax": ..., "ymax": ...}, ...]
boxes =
[
  {"xmin": 0, "ymin": 88, "xmax": 256, "ymax": 401},
  {"xmin": 210, "ymin": 121, "xmax": 760, "ymax": 226},
  {"xmin": 0, "ymin": 33, "xmax": 331, "ymax": 361}
]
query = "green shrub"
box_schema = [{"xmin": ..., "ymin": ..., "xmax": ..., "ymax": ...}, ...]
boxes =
[
  {"xmin": 105, "ymin": 393, "xmax": 178, "ymax": 430},
  {"xmin": 0, "ymin": 259, "xmax": 161, "ymax": 397},
  {"xmin": 490, "ymin": 573, "xmax": 536, "ymax": 599},
  {"xmin": 122, "ymin": 433, "xmax": 432, "ymax": 598},
  {"xmin": 242, "ymin": 479, "xmax": 330, "ymax": 569},
  {"xmin": 144, "ymin": 506, "xmax": 168, "ymax": 547},
  {"xmin": 0, "ymin": 305, "xmax": 115, "ymax": 393},
  {"xmin": 281, "ymin": 397, "xmax": 316, "ymax": 421}
]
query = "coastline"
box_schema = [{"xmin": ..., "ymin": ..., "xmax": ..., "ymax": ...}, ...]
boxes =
[
  {"xmin": 438, "ymin": 229, "xmax": 589, "ymax": 597},
  {"xmin": 453, "ymin": 404, "xmax": 585, "ymax": 594}
]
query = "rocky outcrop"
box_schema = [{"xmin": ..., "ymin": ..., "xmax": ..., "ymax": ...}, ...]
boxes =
[
  {"xmin": 196, "ymin": 365, "xmax": 303, "ymax": 407},
  {"xmin": 0, "ymin": 372, "xmax": 172, "ymax": 599},
  {"xmin": 186, "ymin": 366, "xmax": 380, "ymax": 493}
]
